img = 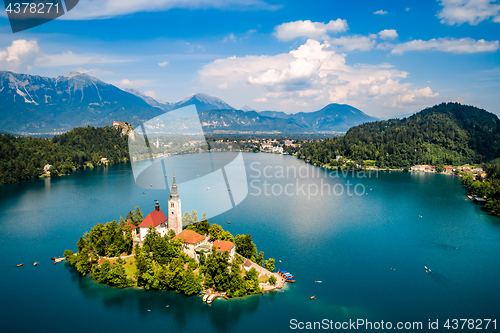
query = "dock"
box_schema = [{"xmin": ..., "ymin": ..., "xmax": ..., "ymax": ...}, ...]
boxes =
[{"xmin": 53, "ymin": 257, "xmax": 66, "ymax": 264}]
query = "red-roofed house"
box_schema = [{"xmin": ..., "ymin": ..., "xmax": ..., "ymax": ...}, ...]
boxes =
[
  {"xmin": 243, "ymin": 259, "xmax": 253, "ymax": 271},
  {"xmin": 122, "ymin": 221, "xmax": 138, "ymax": 239},
  {"xmin": 138, "ymin": 201, "xmax": 168, "ymax": 241},
  {"xmin": 173, "ymin": 229, "xmax": 207, "ymax": 259},
  {"xmin": 213, "ymin": 240, "xmax": 235, "ymax": 259}
]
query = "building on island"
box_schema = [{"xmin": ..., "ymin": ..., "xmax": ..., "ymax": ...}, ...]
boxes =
[
  {"xmin": 168, "ymin": 174, "xmax": 183, "ymax": 236},
  {"xmin": 137, "ymin": 174, "xmax": 183, "ymax": 241},
  {"xmin": 213, "ymin": 240, "xmax": 236, "ymax": 259},
  {"xmin": 138, "ymin": 200, "xmax": 169, "ymax": 241},
  {"xmin": 173, "ymin": 229, "xmax": 208, "ymax": 259},
  {"xmin": 134, "ymin": 173, "xmax": 237, "ymax": 264}
]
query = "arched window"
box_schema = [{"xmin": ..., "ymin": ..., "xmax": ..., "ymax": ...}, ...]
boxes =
[{"xmin": 170, "ymin": 202, "xmax": 174, "ymax": 208}]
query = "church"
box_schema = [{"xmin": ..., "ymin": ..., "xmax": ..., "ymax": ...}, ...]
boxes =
[
  {"xmin": 137, "ymin": 174, "xmax": 183, "ymax": 241},
  {"xmin": 134, "ymin": 173, "xmax": 236, "ymax": 263}
]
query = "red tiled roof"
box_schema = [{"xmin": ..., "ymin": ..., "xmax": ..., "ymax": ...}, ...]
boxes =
[
  {"xmin": 244, "ymin": 259, "xmax": 252, "ymax": 267},
  {"xmin": 173, "ymin": 229, "xmax": 205, "ymax": 244},
  {"xmin": 214, "ymin": 240, "xmax": 234, "ymax": 253},
  {"xmin": 121, "ymin": 223, "xmax": 137, "ymax": 230},
  {"xmin": 138, "ymin": 209, "xmax": 168, "ymax": 228},
  {"xmin": 98, "ymin": 258, "xmax": 108, "ymax": 265}
]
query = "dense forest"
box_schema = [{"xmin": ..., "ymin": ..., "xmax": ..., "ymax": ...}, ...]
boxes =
[
  {"xmin": 0, "ymin": 125, "xmax": 130, "ymax": 184},
  {"xmin": 65, "ymin": 208, "xmax": 277, "ymax": 296},
  {"xmin": 297, "ymin": 103, "xmax": 500, "ymax": 168}
]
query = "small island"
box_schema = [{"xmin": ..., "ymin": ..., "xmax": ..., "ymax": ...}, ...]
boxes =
[{"xmin": 64, "ymin": 174, "xmax": 285, "ymax": 299}]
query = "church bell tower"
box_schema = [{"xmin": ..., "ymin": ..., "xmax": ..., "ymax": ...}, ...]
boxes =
[{"xmin": 168, "ymin": 173, "xmax": 182, "ymax": 235}]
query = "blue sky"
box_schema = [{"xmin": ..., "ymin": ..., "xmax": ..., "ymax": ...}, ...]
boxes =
[{"xmin": 0, "ymin": 0, "xmax": 499, "ymax": 118}]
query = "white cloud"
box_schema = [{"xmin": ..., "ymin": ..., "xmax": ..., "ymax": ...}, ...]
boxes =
[
  {"xmin": 0, "ymin": 39, "xmax": 40, "ymax": 71},
  {"xmin": 218, "ymin": 82, "xmax": 228, "ymax": 89},
  {"xmin": 405, "ymin": 7, "xmax": 410, "ymax": 12},
  {"xmin": 274, "ymin": 19, "xmax": 348, "ymax": 41},
  {"xmin": 374, "ymin": 10, "xmax": 388, "ymax": 15},
  {"xmin": 143, "ymin": 90, "xmax": 157, "ymax": 98},
  {"xmin": 437, "ymin": 0, "xmax": 500, "ymax": 25},
  {"xmin": 73, "ymin": 68, "xmax": 114, "ymax": 76},
  {"xmin": 62, "ymin": 0, "xmax": 279, "ymax": 20},
  {"xmin": 223, "ymin": 33, "xmax": 237, "ymax": 43},
  {"xmin": 389, "ymin": 37, "xmax": 500, "ymax": 54},
  {"xmin": 159, "ymin": 61, "xmax": 169, "ymax": 67},
  {"xmin": 35, "ymin": 51, "xmax": 128, "ymax": 67},
  {"xmin": 113, "ymin": 78, "xmax": 154, "ymax": 89},
  {"xmin": 0, "ymin": 39, "xmax": 130, "ymax": 73},
  {"xmin": 328, "ymin": 35, "xmax": 376, "ymax": 51},
  {"xmin": 199, "ymin": 39, "xmax": 439, "ymax": 112},
  {"xmin": 378, "ymin": 29, "xmax": 398, "ymax": 40}
]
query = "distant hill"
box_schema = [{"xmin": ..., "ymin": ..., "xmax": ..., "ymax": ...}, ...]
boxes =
[
  {"xmin": 0, "ymin": 71, "xmax": 377, "ymax": 135},
  {"xmin": 171, "ymin": 93, "xmax": 235, "ymax": 112},
  {"xmin": 289, "ymin": 104, "xmax": 377, "ymax": 132},
  {"xmin": 198, "ymin": 109, "xmax": 310, "ymax": 133},
  {"xmin": 0, "ymin": 71, "xmax": 162, "ymax": 134},
  {"xmin": 259, "ymin": 104, "xmax": 377, "ymax": 132},
  {"xmin": 298, "ymin": 103, "xmax": 500, "ymax": 167}
]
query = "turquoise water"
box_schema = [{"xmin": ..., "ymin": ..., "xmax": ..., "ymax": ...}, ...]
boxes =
[{"xmin": 1, "ymin": 153, "xmax": 499, "ymax": 332}]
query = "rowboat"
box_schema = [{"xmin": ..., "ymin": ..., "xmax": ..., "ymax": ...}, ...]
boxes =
[
  {"xmin": 207, "ymin": 294, "xmax": 216, "ymax": 304},
  {"xmin": 310, "ymin": 296, "xmax": 316, "ymax": 300},
  {"xmin": 17, "ymin": 263, "xmax": 23, "ymax": 267},
  {"xmin": 203, "ymin": 294, "xmax": 209, "ymax": 302}
]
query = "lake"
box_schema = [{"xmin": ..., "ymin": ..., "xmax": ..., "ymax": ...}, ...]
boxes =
[{"xmin": 1, "ymin": 152, "xmax": 499, "ymax": 332}]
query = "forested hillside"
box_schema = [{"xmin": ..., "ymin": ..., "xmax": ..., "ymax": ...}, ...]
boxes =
[
  {"xmin": 0, "ymin": 126, "xmax": 129, "ymax": 184},
  {"xmin": 297, "ymin": 103, "xmax": 500, "ymax": 168}
]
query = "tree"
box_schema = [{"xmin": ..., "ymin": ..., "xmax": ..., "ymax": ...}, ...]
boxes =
[
  {"xmin": 182, "ymin": 211, "xmax": 192, "ymax": 225},
  {"xmin": 167, "ymin": 229, "xmax": 176, "ymax": 239},
  {"xmin": 135, "ymin": 252, "xmax": 158, "ymax": 290},
  {"xmin": 191, "ymin": 210, "xmax": 199, "ymax": 223},
  {"xmin": 201, "ymin": 248, "xmax": 230, "ymax": 291},
  {"xmin": 198, "ymin": 249, "xmax": 206, "ymax": 266},
  {"xmin": 244, "ymin": 267, "xmax": 261, "ymax": 294},
  {"xmin": 144, "ymin": 226, "xmax": 159, "ymax": 251},
  {"xmin": 264, "ymin": 258, "xmax": 275, "ymax": 272},
  {"xmin": 227, "ymin": 260, "xmax": 246, "ymax": 297},
  {"xmin": 256, "ymin": 251, "xmax": 264, "ymax": 266},
  {"xmin": 485, "ymin": 199, "xmax": 500, "ymax": 217},
  {"xmin": 268, "ymin": 275, "xmax": 277, "ymax": 285},
  {"xmin": 235, "ymin": 234, "xmax": 257, "ymax": 259}
]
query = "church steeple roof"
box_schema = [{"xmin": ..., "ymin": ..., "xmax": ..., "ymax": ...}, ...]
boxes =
[{"xmin": 170, "ymin": 172, "xmax": 179, "ymax": 198}]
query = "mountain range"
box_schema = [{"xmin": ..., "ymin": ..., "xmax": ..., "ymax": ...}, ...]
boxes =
[{"xmin": 0, "ymin": 71, "xmax": 377, "ymax": 135}]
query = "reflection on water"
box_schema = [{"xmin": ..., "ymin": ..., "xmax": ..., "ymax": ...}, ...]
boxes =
[{"xmin": 72, "ymin": 265, "xmax": 261, "ymax": 332}]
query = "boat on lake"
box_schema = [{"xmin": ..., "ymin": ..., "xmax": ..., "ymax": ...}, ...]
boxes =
[
  {"xmin": 203, "ymin": 294, "xmax": 209, "ymax": 302},
  {"xmin": 207, "ymin": 294, "xmax": 216, "ymax": 304}
]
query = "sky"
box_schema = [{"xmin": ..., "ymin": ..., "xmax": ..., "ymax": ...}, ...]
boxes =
[{"xmin": 0, "ymin": 0, "xmax": 499, "ymax": 118}]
